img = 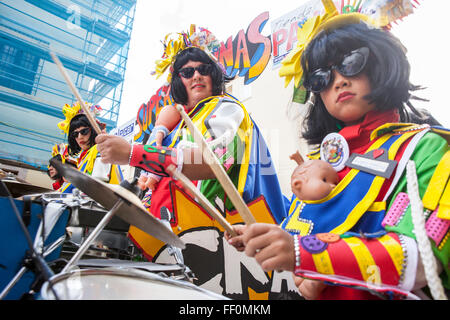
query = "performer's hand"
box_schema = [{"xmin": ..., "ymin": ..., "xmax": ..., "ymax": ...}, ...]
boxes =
[
  {"xmin": 242, "ymin": 223, "xmax": 295, "ymax": 272},
  {"xmin": 292, "ymin": 275, "xmax": 326, "ymax": 300},
  {"xmin": 96, "ymin": 134, "xmax": 131, "ymax": 165},
  {"xmin": 137, "ymin": 175, "xmax": 149, "ymax": 191},
  {"xmin": 225, "ymin": 224, "xmax": 247, "ymax": 252},
  {"xmin": 293, "ymin": 275, "xmax": 326, "ymax": 300}
]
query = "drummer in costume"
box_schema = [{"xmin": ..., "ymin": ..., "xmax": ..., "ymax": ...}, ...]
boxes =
[
  {"xmin": 227, "ymin": 0, "xmax": 449, "ymax": 299},
  {"xmin": 47, "ymin": 143, "xmax": 77, "ymax": 190},
  {"xmin": 57, "ymin": 102, "xmax": 123, "ymax": 193},
  {"xmin": 96, "ymin": 25, "xmax": 288, "ymax": 261}
]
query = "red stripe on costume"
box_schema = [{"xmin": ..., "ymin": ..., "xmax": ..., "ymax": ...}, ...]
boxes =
[
  {"xmin": 364, "ymin": 236, "xmax": 401, "ymax": 286},
  {"xmin": 327, "ymin": 237, "xmax": 365, "ymax": 281}
]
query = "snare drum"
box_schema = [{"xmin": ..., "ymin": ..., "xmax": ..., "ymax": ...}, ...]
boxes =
[
  {"xmin": 41, "ymin": 193, "xmax": 137, "ymax": 260},
  {"xmin": 40, "ymin": 268, "xmax": 229, "ymax": 300}
]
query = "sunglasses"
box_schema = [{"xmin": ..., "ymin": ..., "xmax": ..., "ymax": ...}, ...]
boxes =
[
  {"xmin": 178, "ymin": 64, "xmax": 213, "ymax": 79},
  {"xmin": 71, "ymin": 127, "xmax": 91, "ymax": 139},
  {"xmin": 304, "ymin": 47, "xmax": 370, "ymax": 93}
]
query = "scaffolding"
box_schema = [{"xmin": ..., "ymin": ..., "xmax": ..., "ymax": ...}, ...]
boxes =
[{"xmin": 0, "ymin": 0, "xmax": 136, "ymax": 170}]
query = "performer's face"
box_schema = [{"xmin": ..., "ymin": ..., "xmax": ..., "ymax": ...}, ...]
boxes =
[
  {"xmin": 48, "ymin": 165, "xmax": 58, "ymax": 179},
  {"xmin": 179, "ymin": 60, "xmax": 213, "ymax": 110},
  {"xmin": 320, "ymin": 71, "xmax": 375, "ymax": 125},
  {"xmin": 72, "ymin": 126, "xmax": 92, "ymax": 151}
]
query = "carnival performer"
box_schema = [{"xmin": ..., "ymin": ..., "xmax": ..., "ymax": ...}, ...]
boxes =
[
  {"xmin": 95, "ymin": 26, "xmax": 288, "ymax": 263},
  {"xmin": 47, "ymin": 143, "xmax": 77, "ymax": 191},
  {"xmin": 227, "ymin": 0, "xmax": 449, "ymax": 300},
  {"xmin": 57, "ymin": 102, "xmax": 123, "ymax": 193},
  {"xmin": 47, "ymin": 156, "xmax": 64, "ymax": 191}
]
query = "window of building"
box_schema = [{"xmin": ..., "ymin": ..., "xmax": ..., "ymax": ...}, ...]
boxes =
[{"xmin": 0, "ymin": 42, "xmax": 40, "ymax": 94}]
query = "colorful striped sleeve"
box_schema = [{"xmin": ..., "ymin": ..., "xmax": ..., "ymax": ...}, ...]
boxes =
[{"xmin": 293, "ymin": 232, "xmax": 419, "ymax": 298}]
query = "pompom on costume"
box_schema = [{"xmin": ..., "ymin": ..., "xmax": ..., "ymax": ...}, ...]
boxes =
[{"xmin": 278, "ymin": 0, "xmax": 449, "ymax": 300}]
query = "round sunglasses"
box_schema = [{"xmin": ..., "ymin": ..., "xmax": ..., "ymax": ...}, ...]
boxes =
[
  {"xmin": 70, "ymin": 127, "xmax": 91, "ymax": 139},
  {"xmin": 304, "ymin": 47, "xmax": 370, "ymax": 93},
  {"xmin": 178, "ymin": 64, "xmax": 213, "ymax": 79}
]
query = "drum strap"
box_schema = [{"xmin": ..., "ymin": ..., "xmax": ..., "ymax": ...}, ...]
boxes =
[{"xmin": 22, "ymin": 195, "xmax": 32, "ymax": 227}]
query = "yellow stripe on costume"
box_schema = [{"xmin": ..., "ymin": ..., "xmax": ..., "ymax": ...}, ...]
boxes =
[
  {"xmin": 343, "ymin": 237, "xmax": 376, "ymax": 281},
  {"xmin": 378, "ymin": 234, "xmax": 404, "ymax": 276},
  {"xmin": 330, "ymin": 130, "xmax": 417, "ymax": 234},
  {"xmin": 312, "ymin": 250, "xmax": 335, "ymax": 275},
  {"xmin": 368, "ymin": 201, "xmax": 386, "ymax": 212},
  {"xmin": 284, "ymin": 200, "xmax": 313, "ymax": 236},
  {"xmin": 388, "ymin": 130, "xmax": 419, "ymax": 160},
  {"xmin": 330, "ymin": 176, "xmax": 385, "ymax": 235},
  {"xmin": 422, "ymin": 150, "xmax": 450, "ymax": 212},
  {"xmin": 437, "ymin": 179, "xmax": 450, "ymax": 220}
]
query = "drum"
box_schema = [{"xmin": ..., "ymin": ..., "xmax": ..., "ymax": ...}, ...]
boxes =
[
  {"xmin": 74, "ymin": 259, "xmax": 192, "ymax": 281},
  {"xmin": 0, "ymin": 194, "xmax": 70, "ymax": 300},
  {"xmin": 41, "ymin": 193, "xmax": 138, "ymax": 261},
  {"xmin": 40, "ymin": 268, "xmax": 229, "ymax": 300}
]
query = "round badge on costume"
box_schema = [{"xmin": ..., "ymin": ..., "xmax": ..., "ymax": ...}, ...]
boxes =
[{"xmin": 320, "ymin": 132, "xmax": 349, "ymax": 172}]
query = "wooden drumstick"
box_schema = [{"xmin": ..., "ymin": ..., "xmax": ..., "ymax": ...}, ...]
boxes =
[
  {"xmin": 50, "ymin": 52, "xmax": 102, "ymax": 134},
  {"xmin": 51, "ymin": 52, "xmax": 122, "ymax": 182},
  {"xmin": 175, "ymin": 105, "xmax": 256, "ymax": 224},
  {"xmin": 167, "ymin": 165, "xmax": 237, "ymax": 237}
]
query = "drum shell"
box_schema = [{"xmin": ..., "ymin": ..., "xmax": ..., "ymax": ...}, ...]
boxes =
[
  {"xmin": 0, "ymin": 197, "xmax": 70, "ymax": 300},
  {"xmin": 40, "ymin": 268, "xmax": 229, "ymax": 300}
]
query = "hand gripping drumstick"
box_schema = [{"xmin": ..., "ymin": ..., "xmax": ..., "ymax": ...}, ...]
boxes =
[
  {"xmin": 50, "ymin": 52, "xmax": 122, "ymax": 182},
  {"xmin": 175, "ymin": 105, "xmax": 256, "ymax": 225},
  {"xmin": 166, "ymin": 165, "xmax": 237, "ymax": 237}
]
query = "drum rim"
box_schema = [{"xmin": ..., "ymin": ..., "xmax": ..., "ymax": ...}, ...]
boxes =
[{"xmin": 41, "ymin": 267, "xmax": 229, "ymax": 300}]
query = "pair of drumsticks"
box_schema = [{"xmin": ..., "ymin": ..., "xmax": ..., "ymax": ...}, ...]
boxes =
[{"xmin": 51, "ymin": 52, "xmax": 255, "ymax": 237}]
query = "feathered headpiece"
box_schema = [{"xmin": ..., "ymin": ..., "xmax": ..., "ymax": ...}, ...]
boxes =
[
  {"xmin": 279, "ymin": 0, "xmax": 419, "ymax": 88},
  {"xmin": 57, "ymin": 101, "xmax": 103, "ymax": 134},
  {"xmin": 151, "ymin": 24, "xmax": 222, "ymax": 83},
  {"xmin": 50, "ymin": 143, "xmax": 77, "ymax": 166}
]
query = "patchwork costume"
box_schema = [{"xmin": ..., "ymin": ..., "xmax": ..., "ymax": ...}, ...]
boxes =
[
  {"xmin": 281, "ymin": 109, "xmax": 450, "ymax": 299},
  {"xmin": 128, "ymin": 94, "xmax": 288, "ymax": 260},
  {"xmin": 56, "ymin": 102, "xmax": 122, "ymax": 193},
  {"xmin": 276, "ymin": 0, "xmax": 449, "ymax": 299}
]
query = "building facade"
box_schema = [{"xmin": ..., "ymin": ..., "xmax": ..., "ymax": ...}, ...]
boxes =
[{"xmin": 0, "ymin": 0, "xmax": 136, "ymax": 186}]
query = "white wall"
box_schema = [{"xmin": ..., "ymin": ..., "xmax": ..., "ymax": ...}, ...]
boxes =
[{"xmin": 228, "ymin": 61, "xmax": 310, "ymax": 197}]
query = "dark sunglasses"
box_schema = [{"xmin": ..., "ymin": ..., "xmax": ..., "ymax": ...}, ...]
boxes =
[
  {"xmin": 178, "ymin": 64, "xmax": 213, "ymax": 79},
  {"xmin": 71, "ymin": 127, "xmax": 91, "ymax": 139},
  {"xmin": 304, "ymin": 47, "xmax": 370, "ymax": 93}
]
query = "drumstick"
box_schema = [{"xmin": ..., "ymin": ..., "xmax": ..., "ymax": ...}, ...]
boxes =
[
  {"xmin": 167, "ymin": 165, "xmax": 237, "ymax": 237},
  {"xmin": 175, "ymin": 105, "xmax": 256, "ymax": 224},
  {"xmin": 50, "ymin": 52, "xmax": 122, "ymax": 182},
  {"xmin": 50, "ymin": 52, "xmax": 102, "ymax": 134}
]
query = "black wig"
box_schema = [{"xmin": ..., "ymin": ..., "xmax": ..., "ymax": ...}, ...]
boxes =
[
  {"xmin": 300, "ymin": 22, "xmax": 428, "ymax": 145},
  {"xmin": 47, "ymin": 154, "xmax": 63, "ymax": 180},
  {"xmin": 68, "ymin": 114, "xmax": 98, "ymax": 155},
  {"xmin": 170, "ymin": 47, "xmax": 234, "ymax": 106}
]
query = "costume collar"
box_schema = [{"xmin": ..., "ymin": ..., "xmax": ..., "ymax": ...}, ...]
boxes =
[{"xmin": 339, "ymin": 109, "xmax": 399, "ymax": 152}]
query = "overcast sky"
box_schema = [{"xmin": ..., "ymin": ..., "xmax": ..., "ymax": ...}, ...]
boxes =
[{"xmin": 119, "ymin": 0, "xmax": 450, "ymax": 127}]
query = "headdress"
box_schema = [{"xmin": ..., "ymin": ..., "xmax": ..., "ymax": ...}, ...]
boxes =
[
  {"xmin": 50, "ymin": 143, "xmax": 77, "ymax": 166},
  {"xmin": 151, "ymin": 24, "xmax": 222, "ymax": 83},
  {"xmin": 57, "ymin": 101, "xmax": 103, "ymax": 134},
  {"xmin": 279, "ymin": 0, "xmax": 419, "ymax": 89}
]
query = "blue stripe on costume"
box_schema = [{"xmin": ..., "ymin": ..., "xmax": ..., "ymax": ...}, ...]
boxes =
[
  {"xmin": 282, "ymin": 133, "xmax": 402, "ymax": 235},
  {"xmin": 242, "ymin": 119, "xmax": 288, "ymax": 224}
]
